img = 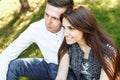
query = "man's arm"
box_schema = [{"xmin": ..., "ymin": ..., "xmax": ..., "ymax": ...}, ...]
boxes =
[
  {"xmin": 0, "ymin": 24, "xmax": 34, "ymax": 80},
  {"xmin": 56, "ymin": 53, "xmax": 70, "ymax": 80}
]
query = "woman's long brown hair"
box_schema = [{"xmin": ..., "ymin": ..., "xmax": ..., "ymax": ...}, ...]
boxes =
[{"xmin": 58, "ymin": 6, "xmax": 120, "ymax": 80}]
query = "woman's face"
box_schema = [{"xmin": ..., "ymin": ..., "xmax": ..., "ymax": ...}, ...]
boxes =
[{"xmin": 62, "ymin": 18, "xmax": 85, "ymax": 45}]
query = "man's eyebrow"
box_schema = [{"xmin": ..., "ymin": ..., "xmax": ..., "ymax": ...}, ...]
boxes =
[
  {"xmin": 53, "ymin": 16, "xmax": 59, "ymax": 19},
  {"xmin": 45, "ymin": 11, "xmax": 59, "ymax": 19}
]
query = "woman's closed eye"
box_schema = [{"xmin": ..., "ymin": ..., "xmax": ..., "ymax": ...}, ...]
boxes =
[
  {"xmin": 68, "ymin": 26, "xmax": 75, "ymax": 30},
  {"xmin": 62, "ymin": 26, "xmax": 75, "ymax": 30}
]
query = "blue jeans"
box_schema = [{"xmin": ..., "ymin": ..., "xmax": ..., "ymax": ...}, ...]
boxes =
[{"xmin": 7, "ymin": 58, "xmax": 76, "ymax": 80}]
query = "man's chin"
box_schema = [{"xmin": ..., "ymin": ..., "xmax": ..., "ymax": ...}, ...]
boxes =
[
  {"xmin": 46, "ymin": 27, "xmax": 52, "ymax": 32},
  {"xmin": 47, "ymin": 29, "xmax": 56, "ymax": 33}
]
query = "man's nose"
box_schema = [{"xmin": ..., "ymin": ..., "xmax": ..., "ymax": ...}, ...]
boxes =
[{"xmin": 47, "ymin": 17, "xmax": 52, "ymax": 24}]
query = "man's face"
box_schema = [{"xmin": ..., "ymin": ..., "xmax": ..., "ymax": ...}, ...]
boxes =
[{"xmin": 44, "ymin": 3, "xmax": 66, "ymax": 33}]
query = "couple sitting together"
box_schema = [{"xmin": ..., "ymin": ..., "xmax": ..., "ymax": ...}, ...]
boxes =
[{"xmin": 0, "ymin": 0, "xmax": 120, "ymax": 80}]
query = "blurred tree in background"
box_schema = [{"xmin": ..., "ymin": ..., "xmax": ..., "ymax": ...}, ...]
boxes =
[{"xmin": 19, "ymin": 0, "xmax": 30, "ymax": 13}]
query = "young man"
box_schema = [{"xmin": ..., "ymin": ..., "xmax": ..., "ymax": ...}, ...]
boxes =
[{"xmin": 0, "ymin": 0, "xmax": 75, "ymax": 80}]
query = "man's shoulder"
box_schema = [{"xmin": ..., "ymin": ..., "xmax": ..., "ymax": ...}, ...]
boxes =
[
  {"xmin": 28, "ymin": 18, "xmax": 45, "ymax": 30},
  {"xmin": 25, "ymin": 18, "xmax": 45, "ymax": 32},
  {"xmin": 31, "ymin": 18, "xmax": 45, "ymax": 25}
]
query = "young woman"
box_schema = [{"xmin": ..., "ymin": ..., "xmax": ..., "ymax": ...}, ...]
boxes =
[{"xmin": 56, "ymin": 6, "xmax": 120, "ymax": 80}]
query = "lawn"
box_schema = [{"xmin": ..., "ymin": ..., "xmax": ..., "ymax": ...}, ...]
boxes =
[{"xmin": 0, "ymin": 0, "xmax": 120, "ymax": 80}]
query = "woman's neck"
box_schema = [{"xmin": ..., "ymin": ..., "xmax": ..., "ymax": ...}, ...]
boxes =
[{"xmin": 78, "ymin": 43, "xmax": 91, "ymax": 59}]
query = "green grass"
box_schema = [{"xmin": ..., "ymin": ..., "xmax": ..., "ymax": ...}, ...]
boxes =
[{"xmin": 0, "ymin": 0, "xmax": 120, "ymax": 80}]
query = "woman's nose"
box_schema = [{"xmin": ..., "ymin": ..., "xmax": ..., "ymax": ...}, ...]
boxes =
[{"xmin": 64, "ymin": 29, "xmax": 69, "ymax": 36}]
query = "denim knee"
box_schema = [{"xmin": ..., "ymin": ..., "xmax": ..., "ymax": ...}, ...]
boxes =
[
  {"xmin": 8, "ymin": 59, "xmax": 23, "ymax": 75},
  {"xmin": 7, "ymin": 59, "xmax": 23, "ymax": 80}
]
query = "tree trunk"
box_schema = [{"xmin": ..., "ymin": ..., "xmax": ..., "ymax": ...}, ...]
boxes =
[{"xmin": 19, "ymin": 0, "xmax": 30, "ymax": 13}]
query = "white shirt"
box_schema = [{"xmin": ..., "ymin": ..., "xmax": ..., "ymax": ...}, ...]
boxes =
[{"xmin": 0, "ymin": 19, "xmax": 64, "ymax": 80}]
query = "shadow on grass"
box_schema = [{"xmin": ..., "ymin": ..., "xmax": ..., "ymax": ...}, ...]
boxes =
[{"xmin": 0, "ymin": 0, "xmax": 46, "ymax": 52}]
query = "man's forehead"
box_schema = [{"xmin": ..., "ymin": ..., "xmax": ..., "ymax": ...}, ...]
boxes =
[
  {"xmin": 46, "ymin": 3, "xmax": 66, "ymax": 13},
  {"xmin": 45, "ymin": 4, "xmax": 66, "ymax": 18}
]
